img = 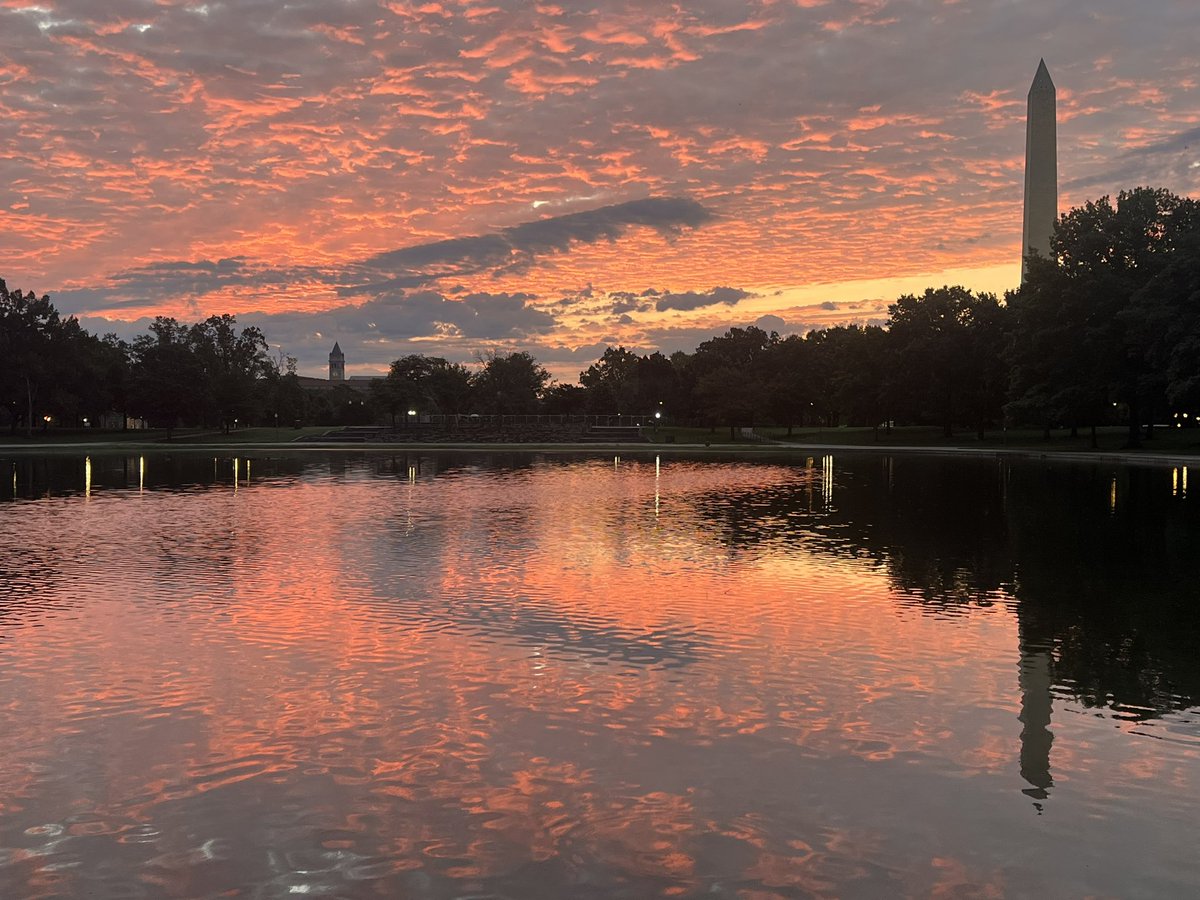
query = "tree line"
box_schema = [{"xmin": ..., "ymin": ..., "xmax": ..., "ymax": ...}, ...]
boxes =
[
  {"xmin": 3, "ymin": 186, "xmax": 1198, "ymax": 442},
  {"xmin": 0, "ymin": 299, "xmax": 282, "ymax": 437}
]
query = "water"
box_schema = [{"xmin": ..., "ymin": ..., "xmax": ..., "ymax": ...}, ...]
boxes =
[{"xmin": 1, "ymin": 450, "xmax": 1198, "ymax": 898}]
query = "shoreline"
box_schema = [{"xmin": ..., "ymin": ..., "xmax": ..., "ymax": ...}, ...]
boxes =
[{"xmin": 1, "ymin": 438, "xmax": 1197, "ymax": 468}]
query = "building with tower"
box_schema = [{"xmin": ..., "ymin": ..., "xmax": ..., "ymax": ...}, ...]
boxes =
[
  {"xmin": 1021, "ymin": 59, "xmax": 1057, "ymax": 281},
  {"xmin": 297, "ymin": 343, "xmax": 378, "ymax": 394},
  {"xmin": 329, "ymin": 342, "xmax": 345, "ymax": 382}
]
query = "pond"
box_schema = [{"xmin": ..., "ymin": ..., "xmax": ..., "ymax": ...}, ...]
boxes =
[{"xmin": 1, "ymin": 450, "xmax": 1198, "ymax": 898}]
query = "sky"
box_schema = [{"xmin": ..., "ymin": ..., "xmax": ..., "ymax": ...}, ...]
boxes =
[{"xmin": 3, "ymin": 0, "xmax": 1199, "ymax": 381}]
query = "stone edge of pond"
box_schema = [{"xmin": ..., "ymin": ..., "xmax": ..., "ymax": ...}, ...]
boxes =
[{"xmin": 1, "ymin": 440, "xmax": 1198, "ymax": 469}]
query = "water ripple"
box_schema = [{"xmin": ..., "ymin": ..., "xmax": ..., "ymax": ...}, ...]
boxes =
[{"xmin": 1, "ymin": 451, "xmax": 1199, "ymax": 897}]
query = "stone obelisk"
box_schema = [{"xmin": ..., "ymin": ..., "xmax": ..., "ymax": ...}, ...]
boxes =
[{"xmin": 1021, "ymin": 59, "xmax": 1057, "ymax": 281}]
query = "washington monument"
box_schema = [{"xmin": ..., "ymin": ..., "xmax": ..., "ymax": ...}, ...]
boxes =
[{"xmin": 1021, "ymin": 59, "xmax": 1057, "ymax": 281}]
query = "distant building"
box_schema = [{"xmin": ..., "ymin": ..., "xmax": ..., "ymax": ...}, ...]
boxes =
[
  {"xmin": 292, "ymin": 343, "xmax": 380, "ymax": 393},
  {"xmin": 329, "ymin": 342, "xmax": 345, "ymax": 381},
  {"xmin": 1021, "ymin": 59, "xmax": 1057, "ymax": 281}
]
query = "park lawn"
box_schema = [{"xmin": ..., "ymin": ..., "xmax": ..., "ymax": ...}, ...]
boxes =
[
  {"xmin": 166, "ymin": 426, "xmax": 332, "ymax": 444},
  {"xmin": 0, "ymin": 426, "xmax": 331, "ymax": 446},
  {"xmin": 763, "ymin": 424, "xmax": 1200, "ymax": 454},
  {"xmin": 4, "ymin": 423, "xmax": 1199, "ymax": 458},
  {"xmin": 645, "ymin": 425, "xmax": 762, "ymax": 445},
  {"xmin": 0, "ymin": 428, "xmax": 177, "ymax": 445},
  {"xmin": 649, "ymin": 423, "xmax": 1200, "ymax": 455}
]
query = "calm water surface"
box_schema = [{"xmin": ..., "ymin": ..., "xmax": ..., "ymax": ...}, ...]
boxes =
[{"xmin": 1, "ymin": 451, "xmax": 1198, "ymax": 898}]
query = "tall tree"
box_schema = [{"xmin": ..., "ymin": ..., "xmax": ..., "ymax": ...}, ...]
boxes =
[
  {"xmin": 370, "ymin": 355, "xmax": 474, "ymax": 425},
  {"xmin": 1127, "ymin": 230, "xmax": 1200, "ymax": 412},
  {"xmin": 373, "ymin": 355, "xmax": 437, "ymax": 426},
  {"xmin": 764, "ymin": 335, "xmax": 809, "ymax": 434},
  {"xmin": 473, "ymin": 351, "xmax": 549, "ymax": 415},
  {"xmin": 189, "ymin": 315, "xmax": 272, "ymax": 432},
  {"xmin": 1006, "ymin": 266, "xmax": 1108, "ymax": 440},
  {"xmin": 1012, "ymin": 187, "xmax": 1200, "ymax": 445},
  {"xmin": 129, "ymin": 317, "xmax": 206, "ymax": 437},
  {"xmin": 690, "ymin": 326, "xmax": 777, "ymax": 437},
  {"xmin": 48, "ymin": 321, "xmax": 114, "ymax": 427},
  {"xmin": 263, "ymin": 353, "xmax": 308, "ymax": 428},
  {"xmin": 580, "ymin": 346, "xmax": 641, "ymax": 414},
  {"xmin": 0, "ymin": 281, "xmax": 66, "ymax": 435},
  {"xmin": 634, "ymin": 351, "xmax": 682, "ymax": 419},
  {"xmin": 425, "ymin": 358, "xmax": 474, "ymax": 416},
  {"xmin": 94, "ymin": 334, "xmax": 133, "ymax": 428},
  {"xmin": 815, "ymin": 324, "xmax": 895, "ymax": 435},
  {"xmin": 888, "ymin": 286, "xmax": 1006, "ymax": 437}
]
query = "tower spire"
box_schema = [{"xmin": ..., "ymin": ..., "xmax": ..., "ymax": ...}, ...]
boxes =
[
  {"xmin": 1021, "ymin": 60, "xmax": 1057, "ymax": 281},
  {"xmin": 329, "ymin": 342, "xmax": 345, "ymax": 382}
]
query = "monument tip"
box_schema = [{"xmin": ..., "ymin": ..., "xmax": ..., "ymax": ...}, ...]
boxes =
[{"xmin": 1031, "ymin": 59, "xmax": 1054, "ymax": 93}]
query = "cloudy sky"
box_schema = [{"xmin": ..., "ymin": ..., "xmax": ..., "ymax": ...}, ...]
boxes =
[{"xmin": 3, "ymin": 0, "xmax": 1198, "ymax": 379}]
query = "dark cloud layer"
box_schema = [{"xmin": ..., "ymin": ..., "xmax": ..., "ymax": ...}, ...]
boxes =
[
  {"xmin": 54, "ymin": 197, "xmax": 715, "ymax": 314},
  {"xmin": 655, "ymin": 286, "xmax": 751, "ymax": 312},
  {"xmin": 362, "ymin": 196, "xmax": 714, "ymax": 283}
]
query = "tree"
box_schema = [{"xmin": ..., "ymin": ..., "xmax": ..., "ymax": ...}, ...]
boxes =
[
  {"xmin": 0, "ymin": 281, "xmax": 68, "ymax": 435},
  {"xmin": 424, "ymin": 358, "xmax": 474, "ymax": 416},
  {"xmin": 542, "ymin": 382, "xmax": 588, "ymax": 415},
  {"xmin": 580, "ymin": 347, "xmax": 641, "ymax": 414},
  {"xmin": 47, "ymin": 321, "xmax": 115, "ymax": 428},
  {"xmin": 263, "ymin": 360, "xmax": 308, "ymax": 428},
  {"xmin": 1012, "ymin": 187, "xmax": 1200, "ymax": 446},
  {"xmin": 578, "ymin": 347, "xmax": 682, "ymax": 418},
  {"xmin": 887, "ymin": 286, "xmax": 1006, "ymax": 437},
  {"xmin": 634, "ymin": 351, "xmax": 682, "ymax": 419},
  {"xmin": 763, "ymin": 335, "xmax": 813, "ymax": 435},
  {"xmin": 667, "ymin": 351, "xmax": 701, "ymax": 424},
  {"xmin": 371, "ymin": 355, "xmax": 474, "ymax": 426},
  {"xmin": 1006, "ymin": 266, "xmax": 1108, "ymax": 441},
  {"xmin": 1127, "ymin": 230, "xmax": 1200, "ymax": 412},
  {"xmin": 689, "ymin": 326, "xmax": 777, "ymax": 437},
  {"xmin": 94, "ymin": 334, "xmax": 133, "ymax": 428},
  {"xmin": 189, "ymin": 315, "xmax": 273, "ymax": 432},
  {"xmin": 813, "ymin": 324, "xmax": 895, "ymax": 436},
  {"xmin": 373, "ymin": 355, "xmax": 437, "ymax": 426},
  {"xmin": 129, "ymin": 318, "xmax": 206, "ymax": 437},
  {"xmin": 695, "ymin": 365, "xmax": 762, "ymax": 439},
  {"xmin": 473, "ymin": 351, "xmax": 549, "ymax": 415}
]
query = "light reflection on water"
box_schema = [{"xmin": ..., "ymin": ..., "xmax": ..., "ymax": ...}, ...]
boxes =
[{"xmin": 0, "ymin": 451, "xmax": 1198, "ymax": 898}]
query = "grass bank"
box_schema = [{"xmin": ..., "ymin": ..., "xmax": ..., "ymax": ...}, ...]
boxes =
[
  {"xmin": 0, "ymin": 426, "xmax": 331, "ymax": 447},
  {"xmin": 648, "ymin": 424, "xmax": 1200, "ymax": 457},
  {"xmin": 3, "ymin": 423, "xmax": 1199, "ymax": 463}
]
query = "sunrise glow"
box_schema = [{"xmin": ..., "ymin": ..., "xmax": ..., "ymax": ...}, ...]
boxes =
[{"xmin": 3, "ymin": 1, "xmax": 1198, "ymax": 378}]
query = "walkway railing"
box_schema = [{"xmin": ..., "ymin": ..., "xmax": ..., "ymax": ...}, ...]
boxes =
[{"xmin": 400, "ymin": 414, "xmax": 659, "ymax": 428}]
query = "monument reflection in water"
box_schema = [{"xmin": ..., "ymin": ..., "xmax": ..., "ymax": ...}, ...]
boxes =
[{"xmin": 1, "ymin": 451, "xmax": 1198, "ymax": 898}]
